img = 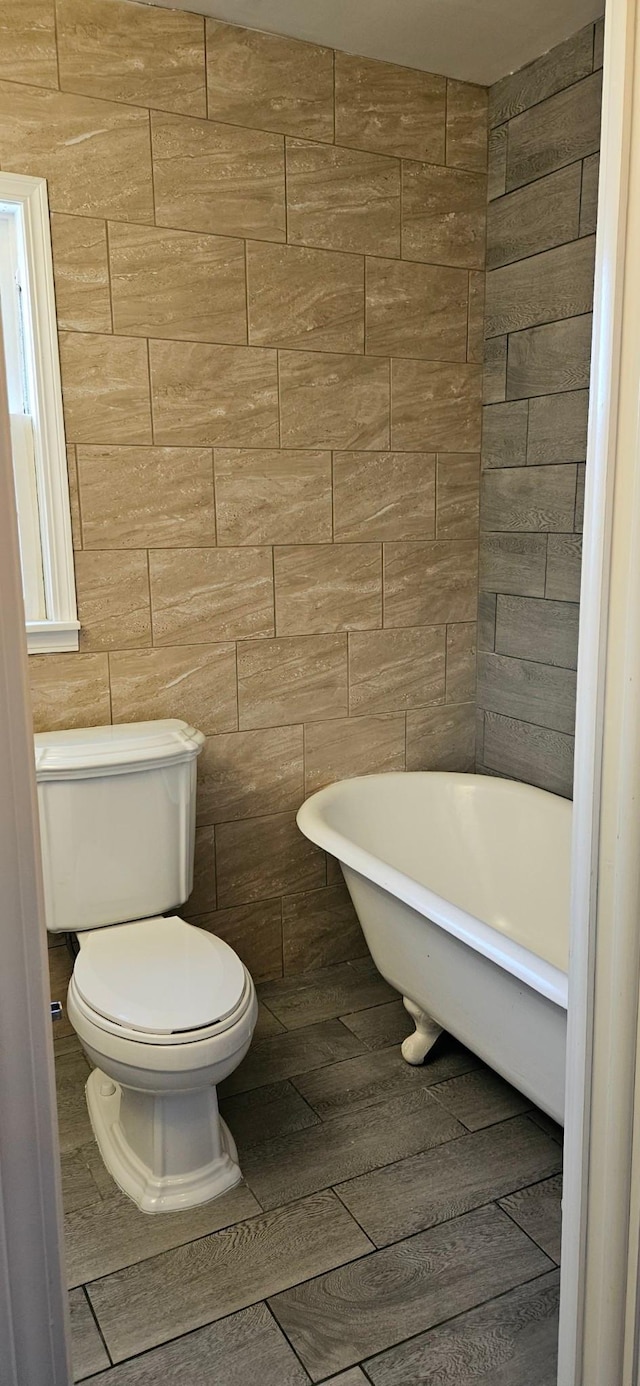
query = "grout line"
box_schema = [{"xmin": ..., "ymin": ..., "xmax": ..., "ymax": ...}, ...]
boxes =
[
  {"xmin": 498, "ymin": 1199, "xmax": 561, "ymax": 1266},
  {"xmin": 262, "ymin": 1300, "xmax": 314, "ymax": 1381},
  {"xmin": 81, "ymin": 1284, "xmax": 113, "ymax": 1370}
]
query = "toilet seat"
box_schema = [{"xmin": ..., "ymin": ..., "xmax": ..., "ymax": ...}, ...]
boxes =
[{"xmin": 73, "ymin": 916, "xmax": 247, "ymax": 1042}]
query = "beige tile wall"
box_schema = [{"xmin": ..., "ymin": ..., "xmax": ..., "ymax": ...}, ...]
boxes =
[{"xmin": 11, "ymin": 0, "xmax": 487, "ymax": 980}]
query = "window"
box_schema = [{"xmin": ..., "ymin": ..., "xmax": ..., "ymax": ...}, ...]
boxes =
[{"xmin": 0, "ymin": 173, "xmax": 78, "ymax": 653}]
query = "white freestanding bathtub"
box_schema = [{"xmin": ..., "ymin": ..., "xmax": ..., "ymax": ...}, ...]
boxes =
[{"xmin": 297, "ymin": 772, "xmax": 570, "ymax": 1124}]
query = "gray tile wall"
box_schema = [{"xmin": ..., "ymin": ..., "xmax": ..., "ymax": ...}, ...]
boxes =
[{"xmin": 476, "ymin": 19, "xmax": 603, "ymax": 796}]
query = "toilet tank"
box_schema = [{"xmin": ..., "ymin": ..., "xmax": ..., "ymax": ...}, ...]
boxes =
[{"xmin": 34, "ymin": 720, "xmax": 205, "ymax": 933}]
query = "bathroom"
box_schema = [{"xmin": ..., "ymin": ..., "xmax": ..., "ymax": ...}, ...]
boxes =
[{"xmin": 2, "ymin": 0, "xmax": 638, "ymax": 1382}]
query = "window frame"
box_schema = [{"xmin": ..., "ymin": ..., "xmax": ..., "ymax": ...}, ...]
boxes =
[{"xmin": 0, "ymin": 171, "xmax": 78, "ymax": 654}]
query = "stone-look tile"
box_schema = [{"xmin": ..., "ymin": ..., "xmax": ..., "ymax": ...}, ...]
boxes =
[
  {"xmin": 406, "ymin": 703, "xmax": 476, "ymax": 772},
  {"xmin": 237, "ymin": 636, "xmax": 348, "ymax": 729},
  {"xmin": 487, "ymin": 164, "xmax": 582, "ymax": 270},
  {"xmin": 65, "ymin": 1179, "xmax": 262, "ymax": 1289},
  {"xmin": 0, "ymin": 0, "xmax": 57, "ymax": 88},
  {"xmin": 279, "ymin": 350, "xmax": 390, "ymax": 451},
  {"xmin": 391, "ymin": 360, "xmax": 482, "ymax": 452},
  {"xmin": 149, "ymin": 547, "xmax": 274, "ymax": 645},
  {"xmin": 188, "ymin": 900, "xmax": 283, "ymax": 984},
  {"xmin": 446, "ymin": 623, "xmax": 476, "ymax": 702},
  {"xmin": 186, "ymin": 823, "xmax": 217, "ymax": 917},
  {"xmin": 485, "ymin": 236, "xmax": 595, "ymax": 338},
  {"xmin": 402, "ymin": 161, "xmax": 486, "ymax": 270},
  {"xmin": 333, "ymin": 452, "xmax": 435, "ymax": 543},
  {"xmin": 581, "ymin": 151, "xmax": 600, "ymax": 235},
  {"xmin": 222, "ymin": 1017, "xmax": 365, "ymax": 1097},
  {"xmin": 286, "ymin": 139, "xmax": 401, "ymax": 257},
  {"xmin": 477, "ymin": 652, "xmax": 577, "ymax": 735},
  {"xmin": 152, "ymin": 110, "xmax": 286, "ymax": 242},
  {"xmin": 483, "ymin": 335, "xmax": 507, "ymax": 403},
  {"xmin": 59, "ymin": 333, "xmax": 151, "ymax": 445},
  {"xmin": 546, "ymin": 534, "xmax": 583, "ymax": 602},
  {"xmin": 436, "ymin": 454, "xmax": 480, "ymax": 540},
  {"xmin": 78, "ymin": 445, "xmax": 215, "ymax": 548},
  {"xmin": 150, "ymin": 340, "xmax": 279, "ymax": 448},
  {"xmin": 66, "ymin": 445, "xmax": 82, "ymax": 551},
  {"xmin": 365, "ymin": 257, "xmax": 468, "ymax": 361},
  {"xmin": 216, "ymin": 812, "xmax": 325, "ymax": 909},
  {"xmin": 69, "ymin": 1287, "xmax": 110, "ymax": 1381},
  {"xmin": 295, "ymin": 1042, "xmax": 476, "ymax": 1122},
  {"xmin": 527, "ymin": 389, "xmax": 589, "ymax": 464},
  {"xmin": 507, "ymin": 315, "xmax": 593, "ymax": 400},
  {"xmin": 365, "ymin": 1271, "xmax": 560, "ymax": 1386},
  {"xmin": 446, "ymin": 81, "xmax": 488, "ymax": 171},
  {"xmin": 495, "ymin": 594, "xmax": 580, "ymax": 669},
  {"xmin": 383, "ymin": 541, "xmax": 478, "ymax": 627},
  {"xmin": 0, "ymin": 83, "xmax": 153, "ymax": 222},
  {"xmin": 304, "ymin": 714, "xmax": 406, "ymax": 795},
  {"xmin": 245, "ymin": 1090, "xmax": 464, "ymax": 1212},
  {"xmin": 341, "ymin": 999, "xmax": 410, "ymax": 1051},
  {"xmin": 214, "ymin": 448, "xmax": 332, "ymax": 545},
  {"xmin": 348, "ymin": 628, "xmax": 446, "ymax": 714},
  {"xmin": 479, "ymin": 534, "xmax": 548, "ymax": 598},
  {"xmin": 258, "ymin": 960, "xmax": 396, "ymax": 1032},
  {"xmin": 30, "ymin": 652, "xmax": 110, "ymax": 732},
  {"xmin": 197, "ymin": 726, "xmax": 303, "ymax": 825},
  {"xmin": 488, "ymin": 124, "xmax": 508, "ymax": 201},
  {"xmin": 467, "ymin": 271, "xmax": 486, "ymax": 363},
  {"xmin": 108, "ymin": 222, "xmax": 246, "ymax": 344},
  {"xmin": 478, "ymin": 592, "xmax": 497, "ymax": 652},
  {"xmin": 247, "ymin": 240, "xmax": 364, "ymax": 354},
  {"xmin": 50, "ymin": 215, "xmax": 111, "ymax": 334},
  {"xmin": 483, "ymin": 711, "xmax": 574, "ymax": 797},
  {"xmin": 491, "ymin": 24, "xmax": 595, "ymax": 124},
  {"xmin": 56, "ymin": 0, "xmax": 205, "ymax": 114},
  {"xmin": 81, "ymin": 1303, "xmax": 311, "ymax": 1386},
  {"xmin": 481, "ymin": 465, "xmax": 577, "ymax": 534},
  {"xmin": 335, "ymin": 52, "xmax": 445, "ymax": 162},
  {"xmin": 206, "ymin": 19, "xmax": 333, "ymax": 141},
  {"xmin": 221, "ymin": 1080, "xmax": 319, "ymax": 1150},
  {"xmin": 269, "ymin": 1204, "xmax": 553, "ymax": 1381},
  {"xmin": 274, "ymin": 545, "xmax": 382, "ymax": 636},
  {"xmin": 482, "ymin": 400, "xmax": 528, "ymax": 469},
  {"xmin": 506, "ymin": 71, "xmax": 603, "ymax": 191},
  {"xmin": 500, "ymin": 1173, "xmax": 563, "ymax": 1262},
  {"xmin": 75, "ymin": 550, "xmax": 151, "ymax": 652},
  {"xmin": 109, "ymin": 644, "xmax": 237, "ymax": 735},
  {"xmin": 338, "ymin": 1115, "xmax": 561, "ymax": 1247},
  {"xmin": 87, "ymin": 1191, "xmax": 371, "ymax": 1364},
  {"xmin": 283, "ymin": 882, "xmax": 365, "ymax": 973}
]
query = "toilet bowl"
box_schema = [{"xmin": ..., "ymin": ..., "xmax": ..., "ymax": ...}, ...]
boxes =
[{"xmin": 34, "ymin": 720, "xmax": 258, "ymax": 1213}]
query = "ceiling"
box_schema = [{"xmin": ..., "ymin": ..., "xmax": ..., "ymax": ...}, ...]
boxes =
[{"xmin": 133, "ymin": 0, "xmax": 603, "ymax": 85}]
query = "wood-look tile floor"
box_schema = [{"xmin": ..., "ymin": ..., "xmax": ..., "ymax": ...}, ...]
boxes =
[{"xmin": 50, "ymin": 945, "xmax": 563, "ymax": 1384}]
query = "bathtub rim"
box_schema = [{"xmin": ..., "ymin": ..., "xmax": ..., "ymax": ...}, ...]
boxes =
[{"xmin": 297, "ymin": 771, "xmax": 569, "ymax": 1011}]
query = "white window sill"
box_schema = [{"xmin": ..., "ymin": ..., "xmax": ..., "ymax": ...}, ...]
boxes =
[{"xmin": 26, "ymin": 620, "xmax": 80, "ymax": 654}]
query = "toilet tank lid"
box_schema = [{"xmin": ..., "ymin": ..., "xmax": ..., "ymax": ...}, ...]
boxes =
[{"xmin": 34, "ymin": 719, "xmax": 205, "ymax": 779}]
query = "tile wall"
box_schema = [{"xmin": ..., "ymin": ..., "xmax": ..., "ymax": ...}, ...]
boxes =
[
  {"xmin": 476, "ymin": 20, "xmax": 603, "ymax": 795},
  {"xmin": 9, "ymin": 0, "xmax": 488, "ymax": 977}
]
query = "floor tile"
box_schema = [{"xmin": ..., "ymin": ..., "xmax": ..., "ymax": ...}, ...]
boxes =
[
  {"xmin": 258, "ymin": 960, "xmax": 396, "ymax": 1029},
  {"xmin": 65, "ymin": 1180, "xmax": 261, "ymax": 1288},
  {"xmin": 81, "ymin": 1302, "xmax": 309, "ymax": 1385},
  {"xmin": 220, "ymin": 1080, "xmax": 320, "ymax": 1149},
  {"xmin": 254, "ymin": 1002, "xmax": 286, "ymax": 1038},
  {"xmin": 293, "ymin": 1038, "xmax": 478, "ymax": 1120},
  {"xmin": 336, "ymin": 1115, "xmax": 562, "ymax": 1246},
  {"xmin": 242, "ymin": 1089, "xmax": 464, "ymax": 1211},
  {"xmin": 364, "ymin": 1269, "xmax": 560, "ymax": 1385},
  {"xmin": 500, "ymin": 1173, "xmax": 563, "ymax": 1263},
  {"xmin": 320, "ymin": 1373, "xmax": 369, "ymax": 1385},
  {"xmin": 60, "ymin": 1146, "xmax": 104, "ymax": 1216},
  {"xmin": 431, "ymin": 1065, "xmax": 531, "ymax": 1130},
  {"xmin": 88, "ymin": 1190, "xmax": 371, "ymax": 1363},
  {"xmin": 220, "ymin": 1019, "xmax": 364, "ymax": 1097},
  {"xmin": 56, "ymin": 1050, "xmax": 93, "ymax": 1154},
  {"xmin": 340, "ymin": 999, "xmax": 411, "ymax": 1050},
  {"xmin": 69, "ymin": 1287, "xmax": 110, "ymax": 1381},
  {"xmin": 529, "ymin": 1108, "xmax": 564, "ymax": 1145},
  {"xmin": 269, "ymin": 1204, "xmax": 553, "ymax": 1380}
]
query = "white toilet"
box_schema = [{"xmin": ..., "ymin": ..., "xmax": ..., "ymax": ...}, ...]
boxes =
[{"xmin": 35, "ymin": 718, "xmax": 257, "ymax": 1214}]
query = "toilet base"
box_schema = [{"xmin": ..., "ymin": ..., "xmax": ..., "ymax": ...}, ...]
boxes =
[{"xmin": 86, "ymin": 1067, "xmax": 242, "ymax": 1214}]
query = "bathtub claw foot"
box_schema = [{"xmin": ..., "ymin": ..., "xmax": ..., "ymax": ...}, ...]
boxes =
[{"xmin": 401, "ymin": 998, "xmax": 443, "ymax": 1065}]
